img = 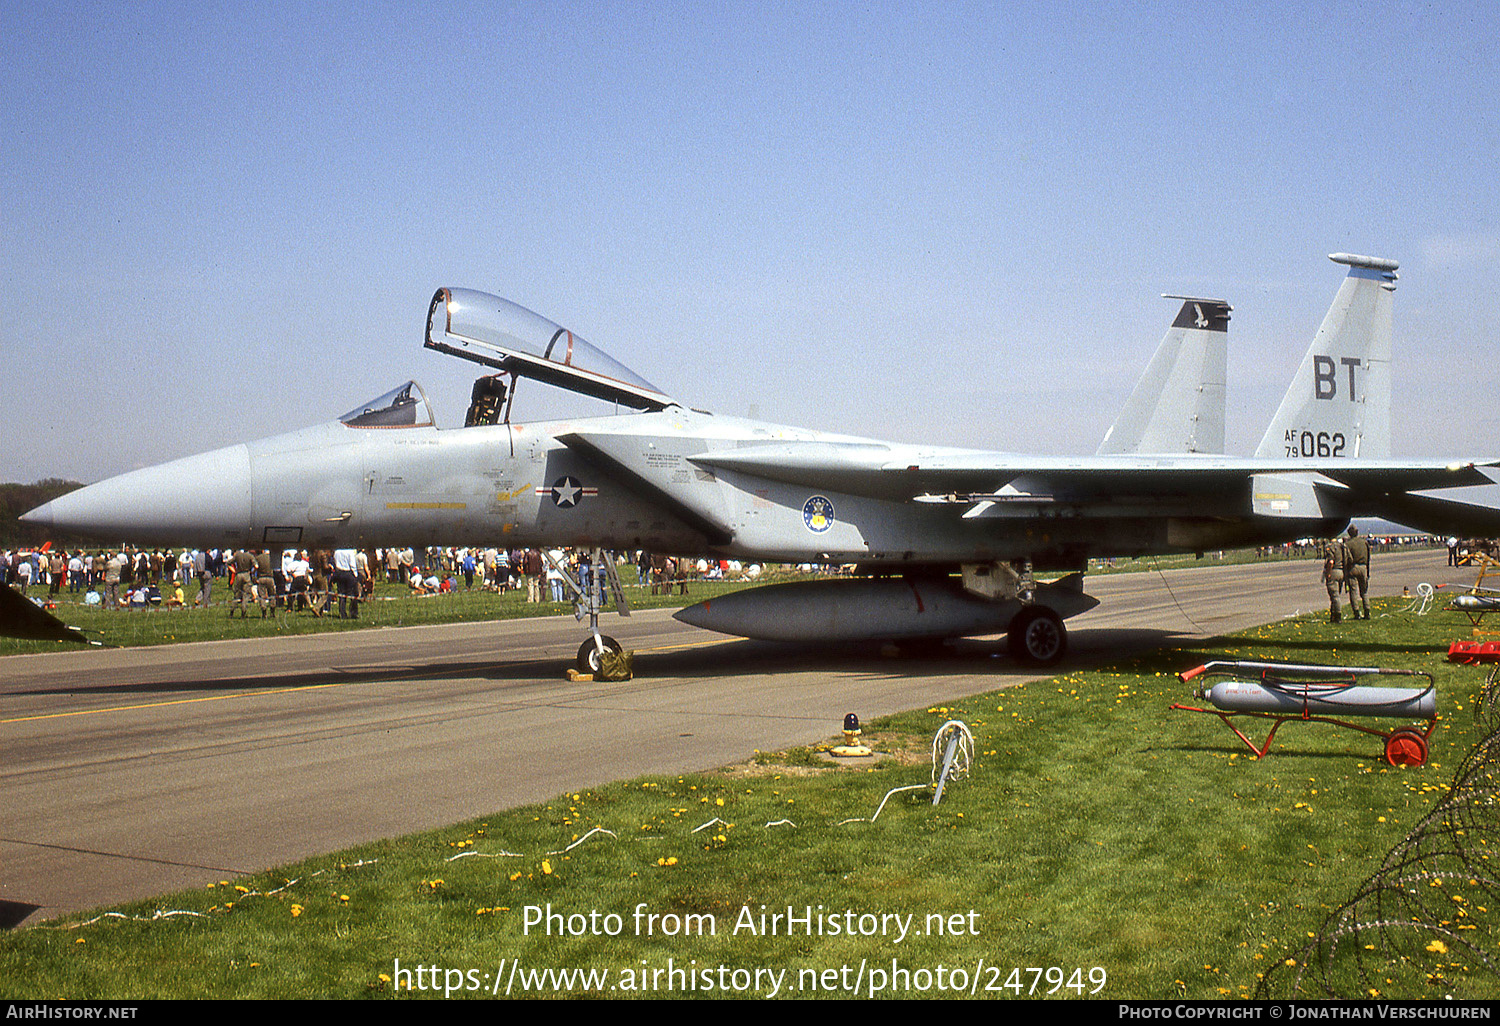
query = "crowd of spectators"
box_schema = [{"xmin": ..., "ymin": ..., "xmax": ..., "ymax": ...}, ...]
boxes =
[{"xmin": 0, "ymin": 545, "xmax": 766, "ymax": 615}]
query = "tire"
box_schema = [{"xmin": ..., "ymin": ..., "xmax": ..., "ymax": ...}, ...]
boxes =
[
  {"xmin": 1007, "ymin": 606, "xmax": 1066, "ymax": 666},
  {"xmin": 576, "ymin": 635, "xmax": 623, "ymax": 675},
  {"xmin": 1384, "ymin": 727, "xmax": 1428, "ymax": 767}
]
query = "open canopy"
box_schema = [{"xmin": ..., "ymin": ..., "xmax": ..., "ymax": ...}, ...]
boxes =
[{"xmin": 425, "ymin": 288, "xmax": 675, "ymax": 411}]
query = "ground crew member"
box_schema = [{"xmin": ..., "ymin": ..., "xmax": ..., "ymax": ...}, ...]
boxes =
[
  {"xmin": 1322, "ymin": 535, "xmax": 1347, "ymax": 623},
  {"xmin": 255, "ymin": 549, "xmax": 277, "ymax": 619},
  {"xmin": 1344, "ymin": 525, "xmax": 1371, "ymax": 620},
  {"xmin": 232, "ymin": 549, "xmax": 256, "ymax": 618}
]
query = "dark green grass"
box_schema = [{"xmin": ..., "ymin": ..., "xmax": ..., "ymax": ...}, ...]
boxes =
[{"xmin": 2, "ymin": 599, "xmax": 1492, "ymax": 999}]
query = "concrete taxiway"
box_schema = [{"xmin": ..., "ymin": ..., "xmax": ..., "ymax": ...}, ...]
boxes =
[{"xmin": 0, "ymin": 550, "xmax": 1449, "ymax": 927}]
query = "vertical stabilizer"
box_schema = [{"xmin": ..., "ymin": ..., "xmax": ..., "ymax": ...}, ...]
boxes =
[
  {"xmin": 1254, "ymin": 253, "xmax": 1397, "ymax": 459},
  {"xmin": 1097, "ymin": 297, "xmax": 1229, "ymax": 455}
]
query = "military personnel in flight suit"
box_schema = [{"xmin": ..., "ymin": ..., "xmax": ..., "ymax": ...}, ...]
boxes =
[
  {"xmin": 1322, "ymin": 535, "xmax": 1347, "ymax": 623},
  {"xmin": 232, "ymin": 549, "xmax": 257, "ymax": 618},
  {"xmin": 255, "ymin": 549, "xmax": 277, "ymax": 619},
  {"xmin": 1344, "ymin": 525, "xmax": 1372, "ymax": 620}
]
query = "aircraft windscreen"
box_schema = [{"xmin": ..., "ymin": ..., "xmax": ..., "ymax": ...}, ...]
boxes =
[
  {"xmin": 339, "ymin": 381, "xmax": 436, "ymax": 429},
  {"xmin": 425, "ymin": 288, "xmax": 673, "ymax": 411}
]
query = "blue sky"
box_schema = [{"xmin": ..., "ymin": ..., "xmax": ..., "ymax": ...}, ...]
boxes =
[{"xmin": 3, "ymin": 1, "xmax": 1497, "ymax": 482}]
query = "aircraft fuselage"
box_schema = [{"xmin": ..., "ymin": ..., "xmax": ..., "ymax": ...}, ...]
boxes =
[{"xmin": 27, "ymin": 405, "xmax": 1334, "ymax": 572}]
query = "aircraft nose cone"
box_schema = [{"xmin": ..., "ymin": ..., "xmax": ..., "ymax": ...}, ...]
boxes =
[
  {"xmin": 18, "ymin": 502, "xmax": 53, "ymax": 528},
  {"xmin": 23, "ymin": 444, "xmax": 253, "ymax": 545}
]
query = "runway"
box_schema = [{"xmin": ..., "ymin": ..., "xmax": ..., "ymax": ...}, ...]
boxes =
[{"xmin": 0, "ymin": 550, "xmax": 1449, "ymax": 927}]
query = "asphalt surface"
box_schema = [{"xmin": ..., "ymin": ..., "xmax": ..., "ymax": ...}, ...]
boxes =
[{"xmin": 0, "ymin": 550, "xmax": 1451, "ymax": 927}]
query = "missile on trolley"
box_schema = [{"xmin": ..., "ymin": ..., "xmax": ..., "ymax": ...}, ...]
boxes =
[
  {"xmin": 674, "ymin": 574, "xmax": 1099, "ymax": 643},
  {"xmin": 1194, "ymin": 680, "xmax": 1436, "ymax": 719},
  {"xmin": 1183, "ymin": 660, "xmax": 1436, "ymax": 720},
  {"xmin": 1452, "ymin": 593, "xmax": 1500, "ymax": 611}
]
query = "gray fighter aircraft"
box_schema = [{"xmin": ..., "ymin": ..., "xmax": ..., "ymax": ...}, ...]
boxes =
[{"xmin": 21, "ymin": 254, "xmax": 1500, "ymax": 667}]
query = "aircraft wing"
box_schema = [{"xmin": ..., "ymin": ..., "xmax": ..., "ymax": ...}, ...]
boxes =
[
  {"xmin": 688, "ymin": 444, "xmax": 1497, "ymax": 503},
  {"xmin": 1355, "ymin": 491, "xmax": 1500, "ymax": 538}
]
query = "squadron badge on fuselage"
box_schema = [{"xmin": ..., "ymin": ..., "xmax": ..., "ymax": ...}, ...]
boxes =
[{"xmin": 802, "ymin": 495, "xmax": 835, "ymax": 533}]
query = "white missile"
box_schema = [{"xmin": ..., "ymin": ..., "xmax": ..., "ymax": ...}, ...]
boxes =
[{"xmin": 1197, "ymin": 679, "xmax": 1435, "ymax": 720}]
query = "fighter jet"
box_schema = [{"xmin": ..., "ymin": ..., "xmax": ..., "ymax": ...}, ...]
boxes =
[{"xmin": 21, "ymin": 254, "xmax": 1500, "ymax": 667}]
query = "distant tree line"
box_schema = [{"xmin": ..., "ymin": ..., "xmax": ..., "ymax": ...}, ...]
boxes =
[{"xmin": 0, "ymin": 480, "xmax": 86, "ymax": 548}]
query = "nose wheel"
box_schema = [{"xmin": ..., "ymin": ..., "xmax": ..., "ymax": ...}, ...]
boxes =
[{"xmin": 577, "ymin": 635, "xmax": 623, "ymax": 675}]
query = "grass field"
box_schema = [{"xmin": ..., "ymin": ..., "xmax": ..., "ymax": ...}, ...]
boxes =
[{"xmin": 2, "ymin": 593, "xmax": 1495, "ymax": 1000}]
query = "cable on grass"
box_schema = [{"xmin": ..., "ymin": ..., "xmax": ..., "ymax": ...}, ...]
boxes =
[
  {"xmin": 548, "ymin": 826, "xmax": 618, "ymax": 854},
  {"xmin": 837, "ymin": 784, "xmax": 930, "ymax": 825},
  {"xmin": 1394, "ymin": 582, "xmax": 1435, "ymax": 616},
  {"xmin": 46, "ymin": 860, "xmax": 380, "ymax": 930},
  {"xmin": 930, "ymin": 720, "xmax": 975, "ymax": 787},
  {"xmin": 446, "ymin": 849, "xmax": 523, "ymax": 861}
]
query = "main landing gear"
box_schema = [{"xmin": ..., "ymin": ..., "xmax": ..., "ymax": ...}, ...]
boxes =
[{"xmin": 1007, "ymin": 605, "xmax": 1066, "ymax": 666}]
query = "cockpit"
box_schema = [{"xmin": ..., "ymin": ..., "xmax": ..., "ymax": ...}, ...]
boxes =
[
  {"xmin": 342, "ymin": 291, "xmax": 675, "ymax": 433},
  {"xmin": 339, "ymin": 381, "xmax": 436, "ymax": 429}
]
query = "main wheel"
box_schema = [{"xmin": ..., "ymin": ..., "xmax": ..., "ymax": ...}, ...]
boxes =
[
  {"xmin": 577, "ymin": 635, "xmax": 623, "ymax": 675},
  {"xmin": 1007, "ymin": 606, "xmax": 1066, "ymax": 666},
  {"xmin": 1384, "ymin": 727, "xmax": 1428, "ymax": 767}
]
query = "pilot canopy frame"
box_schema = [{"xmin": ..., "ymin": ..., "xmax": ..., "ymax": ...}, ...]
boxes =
[{"xmin": 425, "ymin": 288, "xmax": 675, "ymax": 412}]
